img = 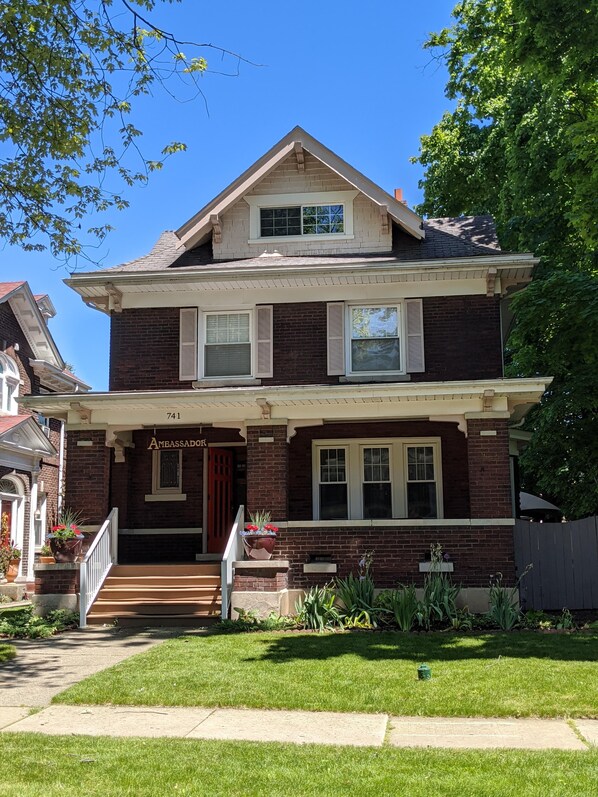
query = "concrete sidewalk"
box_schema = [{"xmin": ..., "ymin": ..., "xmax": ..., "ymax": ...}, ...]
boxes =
[
  {"xmin": 1, "ymin": 703, "xmax": 596, "ymax": 750},
  {"xmin": 0, "ymin": 627, "xmax": 180, "ymax": 707}
]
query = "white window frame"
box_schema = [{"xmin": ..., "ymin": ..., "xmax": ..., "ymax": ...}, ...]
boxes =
[
  {"xmin": 246, "ymin": 191, "xmax": 358, "ymax": 244},
  {"xmin": 151, "ymin": 450, "xmax": 183, "ymax": 495},
  {"xmin": 312, "ymin": 438, "xmax": 443, "ymax": 521},
  {"xmin": 34, "ymin": 492, "xmax": 47, "ymax": 549},
  {"xmin": 0, "ymin": 353, "xmax": 20, "ymax": 415},
  {"xmin": 200, "ymin": 309, "xmax": 253, "ymax": 380},
  {"xmin": 346, "ymin": 302, "xmax": 406, "ymax": 377}
]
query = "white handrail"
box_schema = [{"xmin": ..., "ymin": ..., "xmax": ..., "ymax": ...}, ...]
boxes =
[
  {"xmin": 220, "ymin": 505, "xmax": 245, "ymax": 620},
  {"xmin": 79, "ymin": 507, "xmax": 118, "ymax": 629}
]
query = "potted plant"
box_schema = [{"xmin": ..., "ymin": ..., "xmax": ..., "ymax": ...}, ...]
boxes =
[
  {"xmin": 39, "ymin": 542, "xmax": 55, "ymax": 564},
  {"xmin": 0, "ymin": 510, "xmax": 21, "ymax": 582},
  {"xmin": 241, "ymin": 510, "xmax": 278, "ymax": 560},
  {"xmin": 48, "ymin": 508, "xmax": 84, "ymax": 563}
]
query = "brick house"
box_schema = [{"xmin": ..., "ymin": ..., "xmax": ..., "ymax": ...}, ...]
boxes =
[
  {"xmin": 0, "ymin": 282, "xmax": 89, "ymax": 586},
  {"xmin": 24, "ymin": 128, "xmax": 550, "ymax": 620}
]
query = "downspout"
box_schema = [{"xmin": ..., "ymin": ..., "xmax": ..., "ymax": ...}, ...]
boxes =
[{"xmin": 57, "ymin": 420, "xmax": 65, "ymax": 515}]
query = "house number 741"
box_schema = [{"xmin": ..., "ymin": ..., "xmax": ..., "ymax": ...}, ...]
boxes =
[{"xmin": 166, "ymin": 412, "xmax": 181, "ymax": 420}]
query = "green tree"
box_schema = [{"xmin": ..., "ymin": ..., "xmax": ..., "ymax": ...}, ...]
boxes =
[
  {"xmin": 414, "ymin": 0, "xmax": 598, "ymax": 517},
  {"xmin": 0, "ymin": 1, "xmax": 246, "ymax": 258}
]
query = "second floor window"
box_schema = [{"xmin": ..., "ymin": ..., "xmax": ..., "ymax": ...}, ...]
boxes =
[
  {"xmin": 204, "ymin": 312, "xmax": 252, "ymax": 378},
  {"xmin": 0, "ymin": 354, "xmax": 19, "ymax": 414},
  {"xmin": 349, "ymin": 305, "xmax": 402, "ymax": 374}
]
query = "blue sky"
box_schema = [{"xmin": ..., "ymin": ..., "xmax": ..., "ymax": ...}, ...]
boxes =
[{"xmin": 3, "ymin": 1, "xmax": 456, "ymax": 390}]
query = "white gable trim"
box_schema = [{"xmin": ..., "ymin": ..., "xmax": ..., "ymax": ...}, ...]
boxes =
[
  {"xmin": 1, "ymin": 283, "xmax": 63, "ymax": 369},
  {"xmin": 175, "ymin": 127, "xmax": 424, "ymax": 250},
  {"xmin": 0, "ymin": 417, "xmax": 56, "ymax": 460}
]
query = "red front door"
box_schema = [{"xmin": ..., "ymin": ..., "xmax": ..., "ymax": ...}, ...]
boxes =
[{"xmin": 207, "ymin": 448, "xmax": 233, "ymax": 553}]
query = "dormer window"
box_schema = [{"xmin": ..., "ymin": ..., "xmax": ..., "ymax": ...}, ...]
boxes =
[
  {"xmin": 247, "ymin": 190, "xmax": 357, "ymax": 244},
  {"xmin": 260, "ymin": 205, "xmax": 344, "ymax": 237},
  {"xmin": 0, "ymin": 353, "xmax": 19, "ymax": 415}
]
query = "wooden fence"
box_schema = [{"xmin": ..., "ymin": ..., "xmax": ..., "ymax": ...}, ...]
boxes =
[{"xmin": 514, "ymin": 517, "xmax": 598, "ymax": 610}]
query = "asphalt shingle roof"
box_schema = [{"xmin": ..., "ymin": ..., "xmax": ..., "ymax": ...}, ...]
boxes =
[{"xmin": 99, "ymin": 215, "xmax": 505, "ymax": 275}]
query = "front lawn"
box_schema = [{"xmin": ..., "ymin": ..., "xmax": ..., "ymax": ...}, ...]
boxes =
[
  {"xmin": 55, "ymin": 630, "xmax": 598, "ymax": 717},
  {"xmin": 1, "ymin": 734, "xmax": 597, "ymax": 797}
]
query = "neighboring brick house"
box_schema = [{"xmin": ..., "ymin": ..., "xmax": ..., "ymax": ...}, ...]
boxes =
[
  {"xmin": 24, "ymin": 128, "xmax": 550, "ymax": 609},
  {"xmin": 0, "ymin": 282, "xmax": 89, "ymax": 583}
]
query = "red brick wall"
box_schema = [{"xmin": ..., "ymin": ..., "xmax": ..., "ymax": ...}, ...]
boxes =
[
  {"xmin": 288, "ymin": 420, "xmax": 469, "ymax": 520},
  {"xmin": 412, "ymin": 295, "xmax": 503, "ymax": 382},
  {"xmin": 110, "ymin": 307, "xmax": 186, "ymax": 391},
  {"xmin": 467, "ymin": 418, "xmax": 512, "ymax": 518},
  {"xmin": 65, "ymin": 430, "xmax": 110, "ymax": 524},
  {"xmin": 0, "ymin": 302, "xmax": 38, "ymax": 397},
  {"xmin": 233, "ymin": 565, "xmax": 289, "ymax": 592},
  {"xmin": 247, "ymin": 425, "xmax": 289, "ymax": 522},
  {"xmin": 108, "ymin": 296, "xmax": 503, "ymax": 391},
  {"xmin": 275, "ymin": 524, "xmax": 516, "ymax": 588},
  {"xmin": 34, "ymin": 566, "xmax": 79, "ymax": 594}
]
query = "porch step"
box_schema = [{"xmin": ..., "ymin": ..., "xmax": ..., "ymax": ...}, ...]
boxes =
[{"xmin": 86, "ymin": 564, "xmax": 223, "ymax": 627}]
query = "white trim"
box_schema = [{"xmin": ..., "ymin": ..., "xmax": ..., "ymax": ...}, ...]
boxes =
[
  {"xmin": 313, "ymin": 437, "xmax": 442, "ymax": 521},
  {"xmin": 144, "ymin": 493, "xmax": 187, "ymax": 502},
  {"xmin": 346, "ymin": 302, "xmax": 405, "ymax": 377},
  {"xmin": 200, "ymin": 308, "xmax": 253, "ymax": 380},
  {"xmin": 151, "ymin": 449, "xmax": 183, "ymax": 495},
  {"xmin": 246, "ymin": 190, "xmax": 358, "ymax": 244},
  {"xmin": 282, "ymin": 518, "xmax": 516, "ymax": 528}
]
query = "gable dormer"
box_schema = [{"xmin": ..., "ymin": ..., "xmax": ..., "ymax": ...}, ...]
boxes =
[{"xmin": 175, "ymin": 127, "xmax": 424, "ymax": 260}]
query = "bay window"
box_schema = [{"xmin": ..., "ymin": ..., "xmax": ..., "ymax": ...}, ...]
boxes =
[{"xmin": 314, "ymin": 439, "xmax": 442, "ymax": 520}]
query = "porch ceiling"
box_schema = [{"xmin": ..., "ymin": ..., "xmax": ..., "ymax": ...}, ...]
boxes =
[{"xmin": 20, "ymin": 378, "xmax": 551, "ymax": 430}]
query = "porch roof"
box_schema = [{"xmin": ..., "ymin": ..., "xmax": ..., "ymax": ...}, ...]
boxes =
[{"xmin": 20, "ymin": 377, "xmax": 551, "ymax": 430}]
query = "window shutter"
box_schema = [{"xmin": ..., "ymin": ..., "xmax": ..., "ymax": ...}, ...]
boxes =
[
  {"xmin": 405, "ymin": 299, "xmax": 425, "ymax": 373},
  {"xmin": 255, "ymin": 305, "xmax": 273, "ymax": 378},
  {"xmin": 179, "ymin": 308, "xmax": 198, "ymax": 381},
  {"xmin": 327, "ymin": 303, "xmax": 345, "ymax": 375}
]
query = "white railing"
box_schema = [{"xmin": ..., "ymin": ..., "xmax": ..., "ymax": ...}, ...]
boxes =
[
  {"xmin": 220, "ymin": 505, "xmax": 245, "ymax": 620},
  {"xmin": 79, "ymin": 507, "xmax": 119, "ymax": 629}
]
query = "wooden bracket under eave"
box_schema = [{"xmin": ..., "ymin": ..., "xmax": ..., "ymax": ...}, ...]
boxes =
[
  {"xmin": 380, "ymin": 205, "xmax": 389, "ymax": 235},
  {"xmin": 256, "ymin": 398, "xmax": 272, "ymax": 420},
  {"xmin": 106, "ymin": 283, "xmax": 123, "ymax": 313},
  {"xmin": 210, "ymin": 214, "xmax": 222, "ymax": 244},
  {"xmin": 486, "ymin": 267, "xmax": 498, "ymax": 297},
  {"xmin": 482, "ymin": 389, "xmax": 495, "ymax": 412},
  {"xmin": 70, "ymin": 401, "xmax": 91, "ymax": 423},
  {"xmin": 82, "ymin": 295, "xmax": 110, "ymax": 315},
  {"xmin": 294, "ymin": 142, "xmax": 305, "ymax": 172}
]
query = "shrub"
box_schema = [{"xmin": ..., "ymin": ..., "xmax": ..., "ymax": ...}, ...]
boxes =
[
  {"xmin": 218, "ymin": 609, "xmax": 297, "ymax": 633},
  {"xmin": 376, "ymin": 586, "xmax": 419, "ymax": 632},
  {"xmin": 0, "ymin": 606, "xmax": 78, "ymax": 639},
  {"xmin": 296, "ymin": 585, "xmax": 343, "ymax": 632}
]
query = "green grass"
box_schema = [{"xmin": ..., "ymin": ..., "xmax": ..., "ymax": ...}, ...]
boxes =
[
  {"xmin": 0, "ymin": 642, "xmax": 16, "ymax": 662},
  {"xmin": 1, "ymin": 734, "xmax": 597, "ymax": 797},
  {"xmin": 55, "ymin": 630, "xmax": 598, "ymax": 717}
]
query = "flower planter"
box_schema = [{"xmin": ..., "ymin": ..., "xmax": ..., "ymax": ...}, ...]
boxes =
[
  {"xmin": 39, "ymin": 555, "xmax": 55, "ymax": 564},
  {"xmin": 49, "ymin": 537, "xmax": 83, "ymax": 563},
  {"xmin": 242, "ymin": 535, "xmax": 277, "ymax": 561},
  {"xmin": 4, "ymin": 559, "xmax": 20, "ymax": 583}
]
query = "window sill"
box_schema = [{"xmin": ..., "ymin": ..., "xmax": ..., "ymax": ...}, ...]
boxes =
[
  {"xmin": 419, "ymin": 562, "xmax": 454, "ymax": 573},
  {"xmin": 192, "ymin": 378, "xmax": 261, "ymax": 388},
  {"xmin": 144, "ymin": 494, "xmax": 187, "ymax": 502},
  {"xmin": 248, "ymin": 234, "xmax": 354, "ymax": 245},
  {"xmin": 340, "ymin": 374, "xmax": 412, "ymax": 383}
]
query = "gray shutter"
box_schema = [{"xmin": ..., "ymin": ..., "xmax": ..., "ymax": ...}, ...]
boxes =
[
  {"xmin": 405, "ymin": 299, "xmax": 425, "ymax": 373},
  {"xmin": 179, "ymin": 308, "xmax": 198, "ymax": 381},
  {"xmin": 327, "ymin": 303, "xmax": 345, "ymax": 375},
  {"xmin": 255, "ymin": 305, "xmax": 273, "ymax": 378}
]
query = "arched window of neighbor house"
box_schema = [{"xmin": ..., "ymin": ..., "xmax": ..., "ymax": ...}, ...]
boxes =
[{"xmin": 0, "ymin": 353, "xmax": 20, "ymax": 414}]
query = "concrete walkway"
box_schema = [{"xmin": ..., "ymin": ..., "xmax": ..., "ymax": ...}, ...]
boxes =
[
  {"xmin": 0, "ymin": 626, "xmax": 179, "ymax": 707},
  {"xmin": 1, "ymin": 703, "xmax": 596, "ymax": 750}
]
